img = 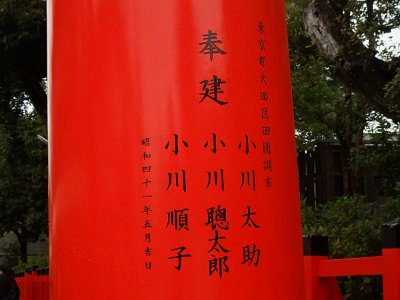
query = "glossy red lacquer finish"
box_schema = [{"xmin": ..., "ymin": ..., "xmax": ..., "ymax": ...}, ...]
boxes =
[{"xmin": 48, "ymin": 1, "xmax": 306, "ymax": 299}]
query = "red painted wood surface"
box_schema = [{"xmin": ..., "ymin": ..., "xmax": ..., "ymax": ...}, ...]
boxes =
[
  {"xmin": 304, "ymin": 249, "xmax": 400, "ymax": 300},
  {"xmin": 48, "ymin": 1, "xmax": 305, "ymax": 299},
  {"xmin": 319, "ymin": 256, "xmax": 383, "ymax": 277},
  {"xmin": 16, "ymin": 273, "xmax": 49, "ymax": 300},
  {"xmin": 13, "ymin": 249, "xmax": 400, "ymax": 300}
]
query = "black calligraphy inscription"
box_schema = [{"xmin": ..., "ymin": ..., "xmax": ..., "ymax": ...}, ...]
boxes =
[
  {"xmin": 260, "ymin": 72, "xmax": 268, "ymax": 85},
  {"xmin": 141, "ymin": 138, "xmax": 150, "ymax": 146},
  {"xmin": 209, "ymin": 255, "xmax": 229, "ymax": 279},
  {"xmin": 240, "ymin": 170, "xmax": 256, "ymax": 191},
  {"xmin": 141, "ymin": 137, "xmax": 153, "ymax": 270},
  {"xmin": 144, "ymin": 233, "xmax": 151, "ymax": 243},
  {"xmin": 264, "ymin": 160, "xmax": 272, "ymax": 171},
  {"xmin": 262, "ymin": 108, "xmax": 269, "ymax": 119},
  {"xmin": 167, "ymin": 246, "xmax": 192, "ymax": 271},
  {"xmin": 166, "ymin": 170, "xmax": 187, "ymax": 192},
  {"xmin": 258, "ymin": 21, "xmax": 265, "ymax": 35},
  {"xmin": 199, "ymin": 75, "xmax": 228, "ymax": 105},
  {"xmin": 263, "ymin": 142, "xmax": 271, "ymax": 155},
  {"xmin": 260, "ymin": 91, "xmax": 268, "ymax": 101},
  {"xmin": 265, "ymin": 177, "xmax": 272, "ymax": 189},
  {"xmin": 166, "ymin": 208, "xmax": 190, "ymax": 231},
  {"xmin": 257, "ymin": 19, "xmax": 273, "ymax": 191},
  {"xmin": 258, "ymin": 38, "xmax": 266, "ymax": 51},
  {"xmin": 143, "ymin": 152, "xmax": 151, "ymax": 160},
  {"xmin": 143, "ymin": 220, "xmax": 152, "ymax": 229},
  {"xmin": 259, "ymin": 55, "xmax": 267, "ymax": 68},
  {"xmin": 206, "ymin": 205, "xmax": 231, "ymax": 279},
  {"xmin": 208, "ymin": 254, "xmax": 229, "ymax": 279},
  {"xmin": 144, "ymin": 246, "xmax": 152, "ymax": 257},
  {"xmin": 208, "ymin": 230, "xmax": 230, "ymax": 253},
  {"xmin": 241, "ymin": 244, "xmax": 261, "ymax": 267},
  {"xmin": 241, "ymin": 206, "xmax": 261, "ymax": 229},
  {"xmin": 206, "ymin": 169, "xmax": 225, "ymax": 191},
  {"xmin": 199, "ymin": 30, "xmax": 226, "ymax": 61},
  {"xmin": 165, "ymin": 134, "xmax": 189, "ymax": 155},
  {"xmin": 143, "ymin": 205, "xmax": 152, "ymax": 215},
  {"xmin": 205, "ymin": 205, "xmax": 230, "ymax": 230},
  {"xmin": 204, "ymin": 133, "xmax": 226, "ymax": 154},
  {"xmin": 262, "ymin": 126, "xmax": 270, "ymax": 136},
  {"xmin": 238, "ymin": 135, "xmax": 257, "ymax": 155}
]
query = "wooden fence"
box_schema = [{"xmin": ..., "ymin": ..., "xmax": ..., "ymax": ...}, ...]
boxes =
[
  {"xmin": 304, "ymin": 220, "xmax": 400, "ymax": 299},
  {"xmin": 15, "ymin": 221, "xmax": 400, "ymax": 299},
  {"xmin": 15, "ymin": 267, "xmax": 49, "ymax": 300}
]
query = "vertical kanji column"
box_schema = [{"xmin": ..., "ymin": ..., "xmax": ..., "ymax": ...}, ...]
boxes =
[{"xmin": 48, "ymin": 1, "xmax": 306, "ymax": 299}]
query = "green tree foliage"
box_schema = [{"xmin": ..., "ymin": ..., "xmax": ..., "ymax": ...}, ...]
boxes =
[
  {"xmin": 0, "ymin": 91, "xmax": 47, "ymax": 264},
  {"xmin": 302, "ymin": 196, "xmax": 400, "ymax": 299},
  {"xmin": 287, "ymin": 1, "xmax": 370, "ymax": 196},
  {"xmin": 304, "ymin": 0, "xmax": 400, "ymax": 122},
  {"xmin": 13, "ymin": 254, "xmax": 48, "ymax": 272},
  {"xmin": 294, "ymin": 1, "xmax": 400, "ymax": 298},
  {"xmin": 0, "ymin": 0, "xmax": 48, "ymax": 264},
  {"xmin": 0, "ymin": 0, "xmax": 47, "ymax": 118},
  {"xmin": 350, "ymin": 117, "xmax": 400, "ymax": 197}
]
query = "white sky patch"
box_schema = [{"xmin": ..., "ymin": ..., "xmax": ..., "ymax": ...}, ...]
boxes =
[{"xmin": 377, "ymin": 28, "xmax": 400, "ymax": 59}]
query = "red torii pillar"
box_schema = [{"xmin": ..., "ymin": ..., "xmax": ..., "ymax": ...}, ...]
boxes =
[{"xmin": 48, "ymin": 1, "xmax": 306, "ymax": 299}]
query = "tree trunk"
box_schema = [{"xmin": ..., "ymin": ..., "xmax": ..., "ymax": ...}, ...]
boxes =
[
  {"xmin": 365, "ymin": 0, "xmax": 376, "ymax": 51},
  {"xmin": 336, "ymin": 89, "xmax": 366, "ymax": 197},
  {"xmin": 304, "ymin": 0, "xmax": 400, "ymax": 122},
  {"xmin": 15, "ymin": 226, "xmax": 28, "ymax": 264},
  {"xmin": 352, "ymin": 125, "xmax": 365, "ymax": 197},
  {"xmin": 338, "ymin": 136, "xmax": 352, "ymax": 196}
]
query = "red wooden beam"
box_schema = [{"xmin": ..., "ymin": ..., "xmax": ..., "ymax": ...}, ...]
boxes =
[{"xmin": 318, "ymin": 256, "xmax": 383, "ymax": 277}]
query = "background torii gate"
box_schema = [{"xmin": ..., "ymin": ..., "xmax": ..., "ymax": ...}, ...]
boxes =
[{"xmin": 48, "ymin": 1, "xmax": 306, "ymax": 299}]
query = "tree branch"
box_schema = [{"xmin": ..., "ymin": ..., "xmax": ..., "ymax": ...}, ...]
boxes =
[
  {"xmin": 304, "ymin": 0, "xmax": 400, "ymax": 123},
  {"xmin": 22, "ymin": 79, "xmax": 47, "ymax": 118}
]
